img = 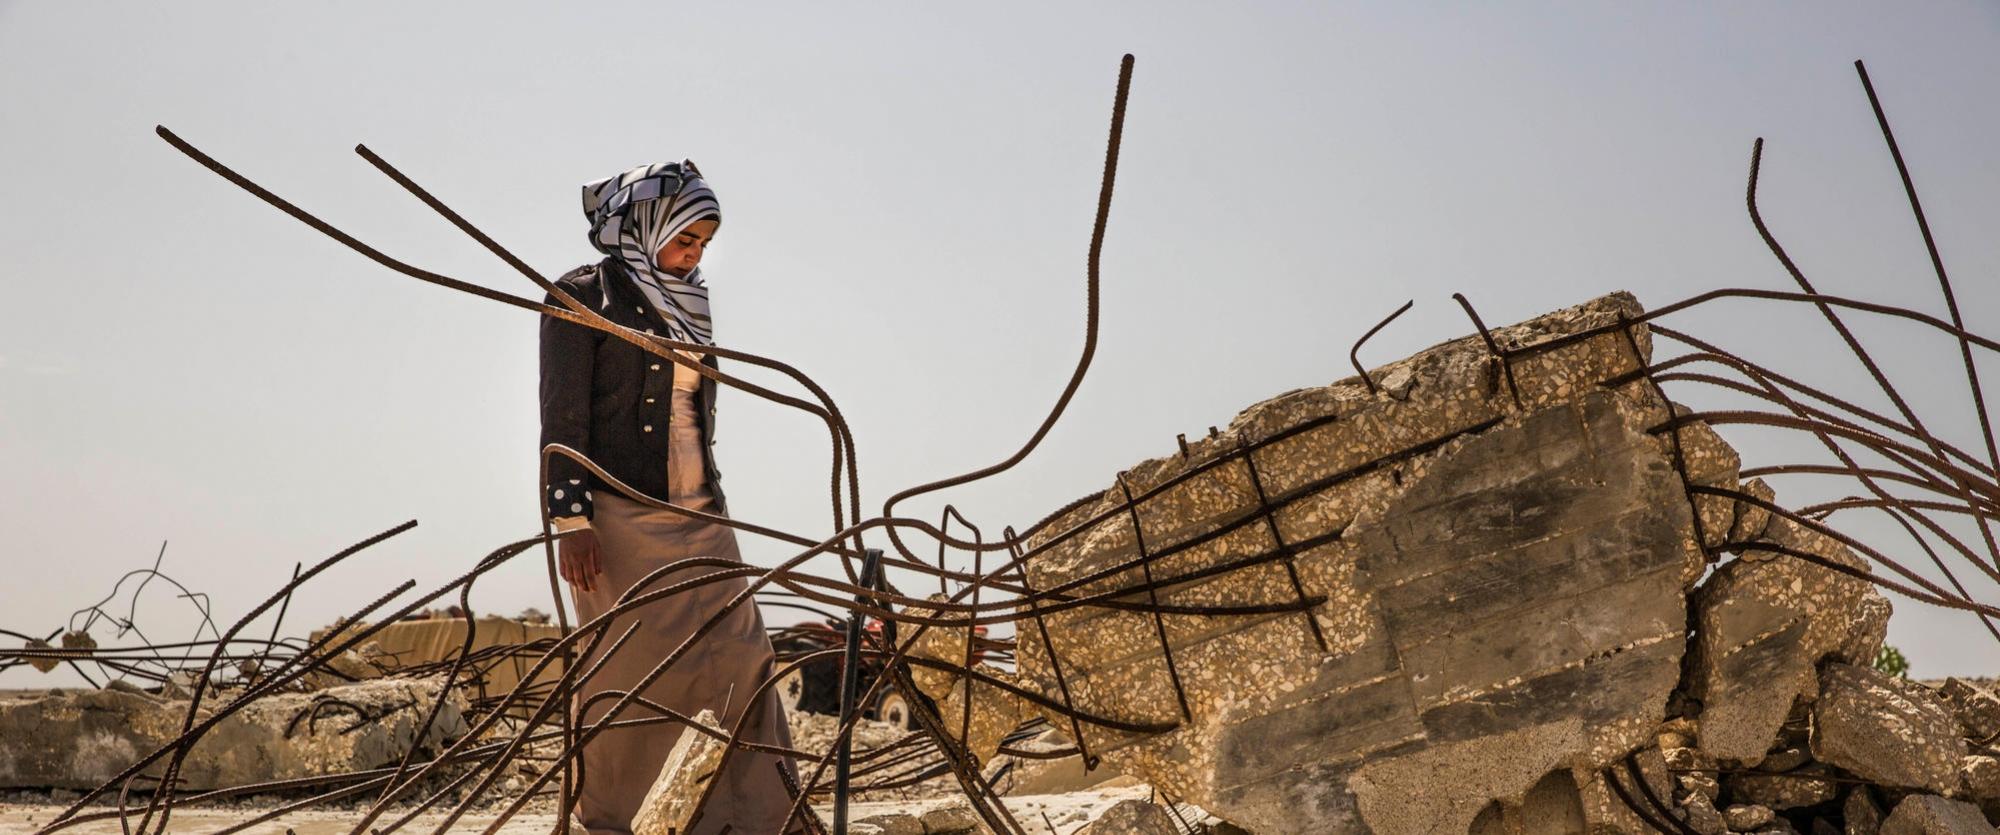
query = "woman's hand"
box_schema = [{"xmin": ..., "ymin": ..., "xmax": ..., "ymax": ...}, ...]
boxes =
[{"xmin": 560, "ymin": 528, "xmax": 603, "ymax": 593}]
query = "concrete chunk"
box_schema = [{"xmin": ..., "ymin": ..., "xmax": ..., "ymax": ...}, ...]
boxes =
[
  {"xmin": 1812, "ymin": 663, "xmax": 1966, "ymax": 794},
  {"xmin": 1728, "ymin": 765, "xmax": 1840, "ymax": 810},
  {"xmin": 0, "ymin": 677, "xmax": 466, "ymax": 790},
  {"xmin": 630, "ymin": 709, "xmax": 726, "ymax": 835},
  {"xmin": 1938, "ymin": 678, "xmax": 2000, "ymax": 741},
  {"xmin": 1689, "ymin": 514, "xmax": 1890, "ymax": 764},
  {"xmin": 1848, "ymin": 789, "xmax": 1887, "ymax": 835},
  {"xmin": 1080, "ymin": 799, "xmax": 1179, "ymax": 835},
  {"xmin": 1879, "ymin": 795, "xmax": 1996, "ymax": 835},
  {"xmin": 999, "ymin": 294, "xmax": 1712, "ymax": 833}
]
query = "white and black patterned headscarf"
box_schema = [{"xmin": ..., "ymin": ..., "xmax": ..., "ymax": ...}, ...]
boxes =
[{"xmin": 581, "ymin": 160, "xmax": 721, "ymax": 345}]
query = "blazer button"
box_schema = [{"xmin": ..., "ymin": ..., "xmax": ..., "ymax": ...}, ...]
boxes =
[
  {"xmin": 650, "ymin": 363, "xmax": 661, "ymax": 371},
  {"xmin": 635, "ymin": 306, "xmax": 644, "ymax": 314},
  {"xmin": 645, "ymin": 397, "xmax": 657, "ymax": 404},
  {"xmin": 643, "ymin": 425, "xmax": 654, "ymax": 432}
]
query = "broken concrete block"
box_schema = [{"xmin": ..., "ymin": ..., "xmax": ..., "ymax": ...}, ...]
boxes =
[
  {"xmin": 1681, "ymin": 771, "xmax": 1722, "ymax": 803},
  {"xmin": 1727, "ymin": 804, "xmax": 1777, "ymax": 831},
  {"xmin": 1847, "ymin": 788, "xmax": 1887, "ymax": 835},
  {"xmin": 1812, "ymin": 663, "xmax": 1966, "ymax": 794},
  {"xmin": 1730, "ymin": 764, "xmax": 1840, "ymax": 809},
  {"xmin": 1664, "ymin": 413, "xmax": 1741, "ymax": 560},
  {"xmin": 1961, "ymin": 755, "xmax": 2000, "ymax": 801},
  {"xmin": 851, "ymin": 813, "xmax": 923, "ymax": 835},
  {"xmin": 59, "ymin": 631, "xmax": 97, "ymax": 653},
  {"xmin": 1938, "ymin": 679, "xmax": 2000, "ymax": 742},
  {"xmin": 928, "ymin": 663, "xmax": 1029, "ymax": 767},
  {"xmin": 630, "ymin": 709, "xmax": 726, "ymax": 835},
  {"xmin": 1081, "ymin": 799, "xmax": 1179, "ymax": 835},
  {"xmin": 1762, "ymin": 746, "xmax": 1813, "ymax": 773},
  {"xmin": 901, "ymin": 594, "xmax": 973, "ymax": 702},
  {"xmin": 1689, "ymin": 513, "xmax": 1889, "ymax": 765},
  {"xmin": 1879, "ymin": 795, "xmax": 1995, "ymax": 835},
  {"xmin": 999, "ymin": 294, "xmax": 1706, "ymax": 834},
  {"xmin": 1840, "ymin": 595, "xmax": 1893, "ymax": 670},
  {"xmin": 1728, "ymin": 478, "xmax": 1778, "ymax": 546},
  {"xmin": 1680, "ymin": 790, "xmax": 1727, "ymax": 835},
  {"xmin": 21, "ymin": 638, "xmax": 58, "ymax": 673},
  {"xmin": 918, "ymin": 804, "xmax": 981, "ymax": 834},
  {"xmin": 0, "ymin": 677, "xmax": 467, "ymax": 790}
]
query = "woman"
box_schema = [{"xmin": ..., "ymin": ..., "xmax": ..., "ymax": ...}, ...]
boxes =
[{"xmin": 539, "ymin": 160, "xmax": 798, "ymax": 835}]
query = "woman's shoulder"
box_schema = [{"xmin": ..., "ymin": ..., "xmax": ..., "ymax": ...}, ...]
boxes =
[{"xmin": 547, "ymin": 260, "xmax": 611, "ymax": 305}]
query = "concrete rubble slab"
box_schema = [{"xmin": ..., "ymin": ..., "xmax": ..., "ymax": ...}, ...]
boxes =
[
  {"xmin": 0, "ymin": 677, "xmax": 466, "ymax": 791},
  {"xmin": 893, "ymin": 292, "xmax": 1948, "ymax": 833},
  {"xmin": 630, "ymin": 709, "xmax": 726, "ymax": 835},
  {"xmin": 910, "ymin": 294, "xmax": 1748, "ymax": 833},
  {"xmin": 1879, "ymin": 795, "xmax": 1996, "ymax": 835},
  {"xmin": 1080, "ymin": 799, "xmax": 1179, "ymax": 835},
  {"xmin": 1811, "ymin": 663, "xmax": 1966, "ymax": 795},
  {"xmin": 1938, "ymin": 679, "xmax": 2000, "ymax": 742},
  {"xmin": 1688, "ymin": 511, "xmax": 1891, "ymax": 765}
]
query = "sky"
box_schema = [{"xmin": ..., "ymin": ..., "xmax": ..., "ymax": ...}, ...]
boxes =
[{"xmin": 3, "ymin": 2, "xmax": 1999, "ymax": 687}]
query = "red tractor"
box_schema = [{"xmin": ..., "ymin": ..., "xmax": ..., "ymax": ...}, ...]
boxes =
[{"xmin": 768, "ymin": 618, "xmax": 991, "ymax": 730}]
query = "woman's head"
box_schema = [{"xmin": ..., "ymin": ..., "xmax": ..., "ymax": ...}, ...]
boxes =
[{"xmin": 581, "ymin": 159, "xmax": 721, "ymax": 283}]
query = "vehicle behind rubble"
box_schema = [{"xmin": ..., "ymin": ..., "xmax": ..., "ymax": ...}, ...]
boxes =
[{"xmin": 770, "ymin": 618, "xmax": 990, "ymax": 729}]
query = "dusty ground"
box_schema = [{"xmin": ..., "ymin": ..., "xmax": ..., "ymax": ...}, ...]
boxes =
[
  {"xmin": 0, "ymin": 785, "xmax": 1158, "ymax": 834},
  {"xmin": 0, "ymin": 711, "xmax": 1164, "ymax": 834}
]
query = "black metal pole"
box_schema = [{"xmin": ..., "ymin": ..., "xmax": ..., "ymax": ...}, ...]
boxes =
[{"xmin": 833, "ymin": 548, "xmax": 882, "ymax": 834}]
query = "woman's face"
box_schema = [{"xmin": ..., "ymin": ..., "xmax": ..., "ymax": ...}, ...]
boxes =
[{"xmin": 654, "ymin": 218, "xmax": 719, "ymax": 277}]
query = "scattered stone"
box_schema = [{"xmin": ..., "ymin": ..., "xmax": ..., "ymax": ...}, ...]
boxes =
[
  {"xmin": 630, "ymin": 709, "xmax": 726, "ymax": 835},
  {"xmin": 102, "ymin": 678, "xmax": 153, "ymax": 698},
  {"xmin": 851, "ymin": 812, "xmax": 923, "ymax": 835},
  {"xmin": 919, "ymin": 804, "xmax": 982, "ymax": 834},
  {"xmin": 1812, "ymin": 663, "xmax": 1966, "ymax": 794},
  {"xmin": 1846, "ymin": 788, "xmax": 1886, "ymax": 835},
  {"xmin": 1377, "ymin": 366, "xmax": 1416, "ymax": 400},
  {"xmin": 160, "ymin": 670, "xmax": 197, "ymax": 699},
  {"xmin": 1879, "ymin": 795, "xmax": 1995, "ymax": 835},
  {"xmin": 1761, "ymin": 746, "xmax": 1812, "ymax": 772},
  {"xmin": 1729, "ymin": 764, "xmax": 1840, "ymax": 810},
  {"xmin": 1726, "ymin": 804, "xmax": 1777, "ymax": 830},
  {"xmin": 1680, "ymin": 790, "xmax": 1727, "ymax": 835},
  {"xmin": 21, "ymin": 638, "xmax": 58, "ymax": 673},
  {"xmin": 1938, "ymin": 679, "xmax": 2000, "ymax": 742},
  {"xmin": 1661, "ymin": 717, "xmax": 1701, "ymax": 739},
  {"xmin": 1080, "ymin": 799, "xmax": 1179, "ymax": 835},
  {"xmin": 1960, "ymin": 755, "xmax": 2000, "ymax": 801},
  {"xmin": 1681, "ymin": 771, "xmax": 1722, "ymax": 802}
]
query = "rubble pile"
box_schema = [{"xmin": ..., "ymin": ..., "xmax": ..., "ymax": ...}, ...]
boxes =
[
  {"xmin": 905, "ymin": 293, "xmax": 1990, "ymax": 833},
  {"xmin": 0, "ymin": 676, "xmax": 467, "ymax": 791}
]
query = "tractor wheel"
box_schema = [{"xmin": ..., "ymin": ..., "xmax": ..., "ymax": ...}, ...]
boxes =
[
  {"xmin": 777, "ymin": 669, "xmax": 805, "ymax": 714},
  {"xmin": 875, "ymin": 688, "xmax": 920, "ymax": 730}
]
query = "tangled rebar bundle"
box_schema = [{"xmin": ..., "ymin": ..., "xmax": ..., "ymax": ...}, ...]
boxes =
[{"xmin": 6, "ymin": 56, "xmax": 1999, "ymax": 835}]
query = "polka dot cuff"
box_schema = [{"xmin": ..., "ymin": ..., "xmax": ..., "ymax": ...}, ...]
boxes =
[{"xmin": 547, "ymin": 478, "xmax": 595, "ymax": 521}]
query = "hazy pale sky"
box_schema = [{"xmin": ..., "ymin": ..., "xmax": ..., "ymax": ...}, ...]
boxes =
[{"xmin": 4, "ymin": 1, "xmax": 1999, "ymax": 687}]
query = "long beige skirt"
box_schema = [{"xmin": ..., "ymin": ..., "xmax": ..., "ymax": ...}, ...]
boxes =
[{"xmin": 568, "ymin": 392, "xmax": 797, "ymax": 834}]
